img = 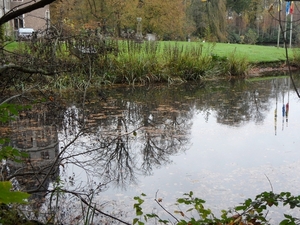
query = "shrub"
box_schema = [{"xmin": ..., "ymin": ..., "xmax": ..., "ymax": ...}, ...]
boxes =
[
  {"xmin": 133, "ymin": 191, "xmax": 300, "ymax": 225},
  {"xmin": 244, "ymin": 29, "xmax": 258, "ymax": 45}
]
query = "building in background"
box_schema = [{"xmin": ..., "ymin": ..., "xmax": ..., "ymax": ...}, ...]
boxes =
[{"xmin": 0, "ymin": 0, "xmax": 11, "ymax": 36}]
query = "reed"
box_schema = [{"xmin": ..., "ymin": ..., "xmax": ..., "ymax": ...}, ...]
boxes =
[
  {"xmin": 222, "ymin": 48, "xmax": 250, "ymax": 77},
  {"xmin": 7, "ymin": 38, "xmax": 253, "ymax": 88},
  {"xmin": 113, "ymin": 41, "xmax": 162, "ymax": 84}
]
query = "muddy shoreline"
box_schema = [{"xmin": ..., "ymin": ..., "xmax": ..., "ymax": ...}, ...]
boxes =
[{"xmin": 248, "ymin": 62, "xmax": 299, "ymax": 77}]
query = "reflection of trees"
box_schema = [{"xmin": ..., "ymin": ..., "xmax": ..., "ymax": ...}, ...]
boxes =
[
  {"xmin": 65, "ymin": 79, "xmax": 291, "ymax": 189},
  {"xmin": 140, "ymin": 108, "xmax": 191, "ymax": 175},
  {"xmin": 192, "ymin": 79, "xmax": 281, "ymax": 126},
  {"xmin": 190, "ymin": 78, "xmax": 295, "ymax": 127},
  {"xmin": 95, "ymin": 116, "xmax": 137, "ymax": 188},
  {"xmin": 4, "ymin": 79, "xmax": 294, "ymax": 195},
  {"xmin": 59, "ymin": 86, "xmax": 193, "ymax": 189},
  {"xmin": 70, "ymin": 106, "xmax": 192, "ymax": 188},
  {"xmin": 3, "ymin": 78, "xmax": 298, "ymax": 224}
]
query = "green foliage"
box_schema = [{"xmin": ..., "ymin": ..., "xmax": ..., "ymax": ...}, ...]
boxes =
[
  {"xmin": 226, "ymin": 30, "xmax": 241, "ymax": 44},
  {"xmin": 0, "ymin": 103, "xmax": 25, "ymax": 123},
  {"xmin": 0, "ymin": 103, "xmax": 29, "ymax": 161},
  {"xmin": 133, "ymin": 193, "xmax": 146, "ymax": 222},
  {"xmin": 292, "ymin": 48, "xmax": 300, "ymax": 67},
  {"xmin": 0, "ymin": 182, "xmax": 30, "ymax": 204},
  {"xmin": 175, "ymin": 191, "xmax": 220, "ymax": 224},
  {"xmin": 0, "ymin": 140, "xmax": 28, "ymax": 162},
  {"xmin": 244, "ymin": 29, "xmax": 258, "ymax": 45},
  {"xmin": 226, "ymin": 0, "xmax": 251, "ymax": 14},
  {"xmin": 7, "ymin": 39, "xmax": 291, "ymax": 87},
  {"xmin": 133, "ymin": 191, "xmax": 300, "ymax": 225}
]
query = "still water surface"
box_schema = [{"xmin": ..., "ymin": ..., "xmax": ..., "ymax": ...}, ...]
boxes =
[
  {"xmin": 7, "ymin": 76, "xmax": 300, "ymax": 224},
  {"xmin": 56, "ymin": 76, "xmax": 300, "ymax": 224}
]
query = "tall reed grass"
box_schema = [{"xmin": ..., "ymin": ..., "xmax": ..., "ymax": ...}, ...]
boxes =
[
  {"xmin": 14, "ymin": 38, "xmax": 251, "ymax": 88},
  {"xmin": 222, "ymin": 48, "xmax": 250, "ymax": 77}
]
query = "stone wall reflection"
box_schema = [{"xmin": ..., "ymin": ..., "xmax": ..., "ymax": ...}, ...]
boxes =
[{"xmin": 5, "ymin": 104, "xmax": 62, "ymax": 211}]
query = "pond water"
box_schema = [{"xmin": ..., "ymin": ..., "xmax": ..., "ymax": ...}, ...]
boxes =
[{"xmin": 5, "ymin": 76, "xmax": 300, "ymax": 224}]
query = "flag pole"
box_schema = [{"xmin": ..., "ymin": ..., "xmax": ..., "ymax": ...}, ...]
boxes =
[
  {"xmin": 289, "ymin": 1, "xmax": 294, "ymax": 48},
  {"xmin": 284, "ymin": 1, "xmax": 291, "ymax": 48},
  {"xmin": 284, "ymin": 2, "xmax": 287, "ymax": 48},
  {"xmin": 284, "ymin": 17, "xmax": 287, "ymax": 49},
  {"xmin": 277, "ymin": 0, "xmax": 281, "ymax": 48},
  {"xmin": 290, "ymin": 13, "xmax": 293, "ymax": 48}
]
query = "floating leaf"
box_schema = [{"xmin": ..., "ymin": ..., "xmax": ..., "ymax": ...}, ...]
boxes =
[{"xmin": 174, "ymin": 210, "xmax": 185, "ymax": 217}]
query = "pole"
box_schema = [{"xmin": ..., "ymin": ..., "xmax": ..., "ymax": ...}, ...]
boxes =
[
  {"xmin": 289, "ymin": 14, "xmax": 293, "ymax": 48},
  {"xmin": 284, "ymin": 16, "xmax": 287, "ymax": 48},
  {"xmin": 277, "ymin": 0, "xmax": 281, "ymax": 48}
]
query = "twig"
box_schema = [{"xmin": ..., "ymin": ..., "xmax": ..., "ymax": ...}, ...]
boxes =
[
  {"xmin": 154, "ymin": 190, "xmax": 179, "ymax": 223},
  {"xmin": 264, "ymin": 174, "xmax": 274, "ymax": 192},
  {"xmin": 58, "ymin": 189, "xmax": 131, "ymax": 225}
]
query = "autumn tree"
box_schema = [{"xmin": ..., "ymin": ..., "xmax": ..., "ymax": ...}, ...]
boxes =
[
  {"xmin": 187, "ymin": 0, "xmax": 227, "ymax": 42},
  {"xmin": 226, "ymin": 0, "xmax": 251, "ymax": 15},
  {"xmin": 136, "ymin": 0, "xmax": 186, "ymax": 39},
  {"xmin": 50, "ymin": 0, "xmax": 188, "ymax": 39}
]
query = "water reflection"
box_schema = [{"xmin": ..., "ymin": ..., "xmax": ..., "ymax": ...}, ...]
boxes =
[
  {"xmin": 273, "ymin": 78, "xmax": 291, "ymax": 134},
  {"xmin": 2, "ymin": 76, "xmax": 300, "ymax": 224},
  {"xmin": 61, "ymin": 88, "xmax": 192, "ymax": 188},
  {"xmin": 3, "ymin": 103, "xmax": 62, "ymax": 212}
]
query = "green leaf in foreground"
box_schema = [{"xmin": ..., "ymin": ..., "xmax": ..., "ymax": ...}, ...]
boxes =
[{"xmin": 0, "ymin": 181, "xmax": 30, "ymax": 204}]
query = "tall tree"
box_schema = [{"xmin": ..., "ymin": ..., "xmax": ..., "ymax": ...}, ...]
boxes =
[
  {"xmin": 51, "ymin": 0, "xmax": 187, "ymax": 39},
  {"xmin": 226, "ymin": 0, "xmax": 251, "ymax": 14},
  {"xmin": 187, "ymin": 0, "xmax": 227, "ymax": 42},
  {"xmin": 208, "ymin": 0, "xmax": 227, "ymax": 41},
  {"xmin": 138, "ymin": 0, "xmax": 185, "ymax": 39}
]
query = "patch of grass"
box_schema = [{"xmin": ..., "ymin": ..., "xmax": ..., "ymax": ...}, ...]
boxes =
[
  {"xmin": 160, "ymin": 41, "xmax": 290, "ymax": 63},
  {"xmin": 203, "ymin": 42, "xmax": 289, "ymax": 63},
  {"xmin": 4, "ymin": 41, "xmax": 22, "ymax": 51}
]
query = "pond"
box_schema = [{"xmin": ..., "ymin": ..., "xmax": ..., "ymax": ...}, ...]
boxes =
[{"xmin": 4, "ymin": 76, "xmax": 300, "ymax": 224}]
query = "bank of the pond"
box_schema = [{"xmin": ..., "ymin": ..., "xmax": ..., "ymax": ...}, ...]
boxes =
[
  {"xmin": 248, "ymin": 61, "xmax": 300, "ymax": 77},
  {"xmin": 4, "ymin": 41, "xmax": 300, "ymax": 87}
]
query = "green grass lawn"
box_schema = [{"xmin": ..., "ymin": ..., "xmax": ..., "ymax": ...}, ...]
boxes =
[
  {"xmin": 209, "ymin": 42, "xmax": 290, "ymax": 63},
  {"xmin": 159, "ymin": 41, "xmax": 292, "ymax": 63}
]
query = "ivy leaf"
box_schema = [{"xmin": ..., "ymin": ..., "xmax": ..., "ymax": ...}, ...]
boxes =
[{"xmin": 0, "ymin": 181, "xmax": 30, "ymax": 204}]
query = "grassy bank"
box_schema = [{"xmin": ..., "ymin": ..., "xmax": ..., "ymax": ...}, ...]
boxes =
[{"xmin": 3, "ymin": 40, "xmax": 295, "ymax": 88}]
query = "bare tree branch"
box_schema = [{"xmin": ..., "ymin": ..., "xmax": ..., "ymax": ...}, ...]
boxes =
[
  {"xmin": 58, "ymin": 189, "xmax": 132, "ymax": 225},
  {"xmin": 0, "ymin": 64, "xmax": 57, "ymax": 75},
  {"xmin": 0, "ymin": 0, "xmax": 56, "ymax": 26}
]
